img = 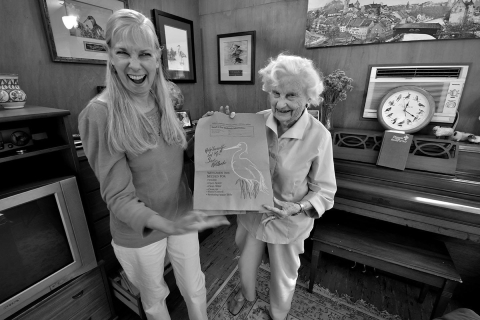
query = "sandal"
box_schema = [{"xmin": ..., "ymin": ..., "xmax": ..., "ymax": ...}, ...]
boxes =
[{"xmin": 228, "ymin": 291, "xmax": 246, "ymax": 316}]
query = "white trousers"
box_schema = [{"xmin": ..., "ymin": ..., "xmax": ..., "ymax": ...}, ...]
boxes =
[
  {"xmin": 236, "ymin": 223, "xmax": 304, "ymax": 320},
  {"xmin": 112, "ymin": 232, "xmax": 207, "ymax": 320}
]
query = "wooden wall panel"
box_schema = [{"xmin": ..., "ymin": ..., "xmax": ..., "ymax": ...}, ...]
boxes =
[
  {"xmin": 0, "ymin": 0, "xmax": 204, "ymax": 133},
  {"xmin": 200, "ymin": 0, "xmax": 308, "ymax": 114},
  {"xmin": 199, "ymin": 0, "xmax": 480, "ymax": 135}
]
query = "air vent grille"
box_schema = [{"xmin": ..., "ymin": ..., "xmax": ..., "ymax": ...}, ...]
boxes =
[{"xmin": 376, "ymin": 67, "xmax": 461, "ymax": 79}]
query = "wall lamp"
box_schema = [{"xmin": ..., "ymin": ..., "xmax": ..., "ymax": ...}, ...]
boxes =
[{"xmin": 62, "ymin": 15, "xmax": 78, "ymax": 29}]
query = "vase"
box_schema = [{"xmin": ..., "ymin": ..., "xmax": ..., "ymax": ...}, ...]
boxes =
[
  {"xmin": 0, "ymin": 74, "xmax": 27, "ymax": 109},
  {"xmin": 320, "ymin": 103, "xmax": 335, "ymax": 131}
]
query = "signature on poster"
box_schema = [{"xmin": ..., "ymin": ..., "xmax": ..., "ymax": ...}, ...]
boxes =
[{"xmin": 205, "ymin": 145, "xmax": 227, "ymax": 168}]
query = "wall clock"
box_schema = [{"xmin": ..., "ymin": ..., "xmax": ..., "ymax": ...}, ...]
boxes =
[{"xmin": 377, "ymin": 86, "xmax": 435, "ymax": 134}]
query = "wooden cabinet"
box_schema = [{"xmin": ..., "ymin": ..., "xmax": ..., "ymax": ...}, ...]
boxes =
[
  {"xmin": 12, "ymin": 263, "xmax": 114, "ymax": 320},
  {"xmin": 77, "ymin": 153, "xmax": 119, "ymax": 274},
  {"xmin": 0, "ymin": 105, "xmax": 115, "ymax": 320},
  {"xmin": 0, "ymin": 106, "xmax": 78, "ymax": 195}
]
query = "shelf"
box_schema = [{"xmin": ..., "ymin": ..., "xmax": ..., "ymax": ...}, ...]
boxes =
[
  {"xmin": 0, "ymin": 105, "xmax": 70, "ymax": 123},
  {"xmin": 0, "ymin": 144, "xmax": 70, "ymax": 164}
]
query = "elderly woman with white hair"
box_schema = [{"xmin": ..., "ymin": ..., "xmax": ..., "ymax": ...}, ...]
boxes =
[
  {"xmin": 227, "ymin": 53, "xmax": 337, "ymax": 319},
  {"xmin": 78, "ymin": 9, "xmax": 228, "ymax": 320}
]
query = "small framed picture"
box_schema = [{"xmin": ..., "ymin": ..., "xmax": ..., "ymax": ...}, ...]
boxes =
[
  {"xmin": 217, "ymin": 31, "xmax": 256, "ymax": 84},
  {"xmin": 152, "ymin": 10, "xmax": 196, "ymax": 83},
  {"xmin": 176, "ymin": 110, "xmax": 193, "ymax": 130},
  {"xmin": 308, "ymin": 109, "xmax": 320, "ymax": 121}
]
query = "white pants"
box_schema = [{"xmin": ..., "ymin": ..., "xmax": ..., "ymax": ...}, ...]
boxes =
[
  {"xmin": 112, "ymin": 232, "xmax": 207, "ymax": 320},
  {"xmin": 235, "ymin": 223, "xmax": 304, "ymax": 320}
]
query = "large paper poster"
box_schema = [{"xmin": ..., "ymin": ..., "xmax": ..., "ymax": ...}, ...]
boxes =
[{"xmin": 193, "ymin": 113, "xmax": 273, "ymax": 213}]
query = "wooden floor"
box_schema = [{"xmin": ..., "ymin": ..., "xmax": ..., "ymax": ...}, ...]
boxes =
[{"xmin": 115, "ymin": 215, "xmax": 463, "ymax": 320}]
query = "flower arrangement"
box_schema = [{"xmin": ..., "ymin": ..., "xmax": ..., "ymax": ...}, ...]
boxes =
[
  {"xmin": 321, "ymin": 69, "xmax": 353, "ymax": 106},
  {"xmin": 318, "ymin": 70, "xmax": 353, "ymax": 131}
]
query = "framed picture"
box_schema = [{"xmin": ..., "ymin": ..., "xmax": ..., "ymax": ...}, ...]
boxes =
[
  {"xmin": 305, "ymin": 0, "xmax": 480, "ymax": 49},
  {"xmin": 308, "ymin": 109, "xmax": 320, "ymax": 121},
  {"xmin": 152, "ymin": 10, "xmax": 196, "ymax": 83},
  {"xmin": 217, "ymin": 31, "xmax": 256, "ymax": 84},
  {"xmin": 176, "ymin": 110, "xmax": 193, "ymax": 130},
  {"xmin": 38, "ymin": 0, "xmax": 128, "ymax": 64}
]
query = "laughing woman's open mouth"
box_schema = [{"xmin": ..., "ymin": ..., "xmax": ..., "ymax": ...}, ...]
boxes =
[{"xmin": 128, "ymin": 74, "xmax": 147, "ymax": 84}]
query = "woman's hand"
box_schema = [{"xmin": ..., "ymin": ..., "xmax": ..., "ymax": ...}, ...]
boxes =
[
  {"xmin": 261, "ymin": 197, "xmax": 300, "ymax": 225},
  {"xmin": 201, "ymin": 110, "xmax": 215, "ymax": 118},
  {"xmin": 220, "ymin": 105, "xmax": 236, "ymax": 118},
  {"xmin": 201, "ymin": 105, "xmax": 236, "ymax": 118},
  {"xmin": 146, "ymin": 211, "xmax": 230, "ymax": 235},
  {"xmin": 169, "ymin": 211, "xmax": 230, "ymax": 235}
]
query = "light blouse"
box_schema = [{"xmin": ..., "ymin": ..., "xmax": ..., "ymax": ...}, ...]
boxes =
[{"xmin": 237, "ymin": 109, "xmax": 337, "ymax": 244}]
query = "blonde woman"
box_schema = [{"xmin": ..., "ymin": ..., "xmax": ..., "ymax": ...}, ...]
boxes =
[{"xmin": 78, "ymin": 9, "xmax": 228, "ymax": 320}]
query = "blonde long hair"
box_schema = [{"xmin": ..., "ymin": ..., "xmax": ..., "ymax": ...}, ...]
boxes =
[{"xmin": 100, "ymin": 9, "xmax": 186, "ymax": 156}]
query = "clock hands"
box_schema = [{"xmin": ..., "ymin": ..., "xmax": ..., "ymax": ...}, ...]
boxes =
[{"xmin": 405, "ymin": 109, "xmax": 419, "ymax": 122}]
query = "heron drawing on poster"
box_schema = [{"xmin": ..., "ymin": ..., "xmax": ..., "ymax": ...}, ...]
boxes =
[{"xmin": 224, "ymin": 142, "xmax": 268, "ymax": 199}]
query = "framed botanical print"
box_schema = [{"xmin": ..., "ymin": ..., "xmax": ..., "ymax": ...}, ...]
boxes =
[
  {"xmin": 38, "ymin": 0, "xmax": 128, "ymax": 64},
  {"xmin": 152, "ymin": 9, "xmax": 196, "ymax": 83},
  {"xmin": 217, "ymin": 31, "xmax": 256, "ymax": 84}
]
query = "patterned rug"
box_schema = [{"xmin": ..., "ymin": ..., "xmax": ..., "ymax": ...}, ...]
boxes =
[{"xmin": 206, "ymin": 263, "xmax": 402, "ymax": 320}]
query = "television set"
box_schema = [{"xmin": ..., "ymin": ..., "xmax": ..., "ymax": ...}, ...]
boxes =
[{"xmin": 0, "ymin": 176, "xmax": 97, "ymax": 319}]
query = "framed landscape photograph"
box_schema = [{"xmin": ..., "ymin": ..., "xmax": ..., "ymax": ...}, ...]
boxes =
[
  {"xmin": 39, "ymin": 0, "xmax": 128, "ymax": 64},
  {"xmin": 305, "ymin": 0, "xmax": 480, "ymax": 49},
  {"xmin": 217, "ymin": 31, "xmax": 256, "ymax": 84},
  {"xmin": 152, "ymin": 10, "xmax": 196, "ymax": 83}
]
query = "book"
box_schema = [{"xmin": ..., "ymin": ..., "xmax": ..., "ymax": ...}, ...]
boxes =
[{"xmin": 376, "ymin": 130, "xmax": 413, "ymax": 171}]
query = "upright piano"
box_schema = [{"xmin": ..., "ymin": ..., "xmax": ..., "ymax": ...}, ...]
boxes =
[{"xmin": 330, "ymin": 129, "xmax": 480, "ymax": 305}]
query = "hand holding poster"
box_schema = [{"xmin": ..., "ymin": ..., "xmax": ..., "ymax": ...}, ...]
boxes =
[{"xmin": 193, "ymin": 113, "xmax": 273, "ymax": 213}]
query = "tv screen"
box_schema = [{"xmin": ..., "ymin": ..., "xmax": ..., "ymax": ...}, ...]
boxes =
[
  {"xmin": 0, "ymin": 177, "xmax": 97, "ymax": 319},
  {"xmin": 0, "ymin": 195, "xmax": 74, "ymax": 304}
]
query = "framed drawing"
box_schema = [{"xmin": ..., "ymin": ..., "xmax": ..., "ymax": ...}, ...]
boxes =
[
  {"xmin": 39, "ymin": 0, "xmax": 128, "ymax": 64},
  {"xmin": 152, "ymin": 10, "xmax": 196, "ymax": 83},
  {"xmin": 305, "ymin": 0, "xmax": 480, "ymax": 49},
  {"xmin": 217, "ymin": 31, "xmax": 256, "ymax": 84}
]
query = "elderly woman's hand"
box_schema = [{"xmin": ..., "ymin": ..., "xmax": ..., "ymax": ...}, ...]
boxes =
[
  {"xmin": 219, "ymin": 105, "xmax": 236, "ymax": 118},
  {"xmin": 261, "ymin": 198, "xmax": 300, "ymax": 225}
]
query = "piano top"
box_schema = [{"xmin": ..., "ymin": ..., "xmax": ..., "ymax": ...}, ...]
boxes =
[{"xmin": 331, "ymin": 129, "xmax": 480, "ymax": 242}]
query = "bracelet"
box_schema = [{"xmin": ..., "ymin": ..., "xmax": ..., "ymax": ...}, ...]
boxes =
[{"xmin": 292, "ymin": 202, "xmax": 306, "ymax": 216}]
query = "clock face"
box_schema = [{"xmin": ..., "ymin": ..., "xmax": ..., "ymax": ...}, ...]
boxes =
[{"xmin": 378, "ymin": 86, "xmax": 435, "ymax": 133}]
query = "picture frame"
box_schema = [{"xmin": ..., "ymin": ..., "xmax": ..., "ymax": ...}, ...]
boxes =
[
  {"xmin": 176, "ymin": 110, "xmax": 193, "ymax": 130},
  {"xmin": 305, "ymin": 0, "xmax": 480, "ymax": 49},
  {"xmin": 152, "ymin": 10, "xmax": 196, "ymax": 83},
  {"xmin": 38, "ymin": 0, "xmax": 128, "ymax": 64},
  {"xmin": 217, "ymin": 31, "xmax": 256, "ymax": 84},
  {"xmin": 308, "ymin": 109, "xmax": 320, "ymax": 121}
]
